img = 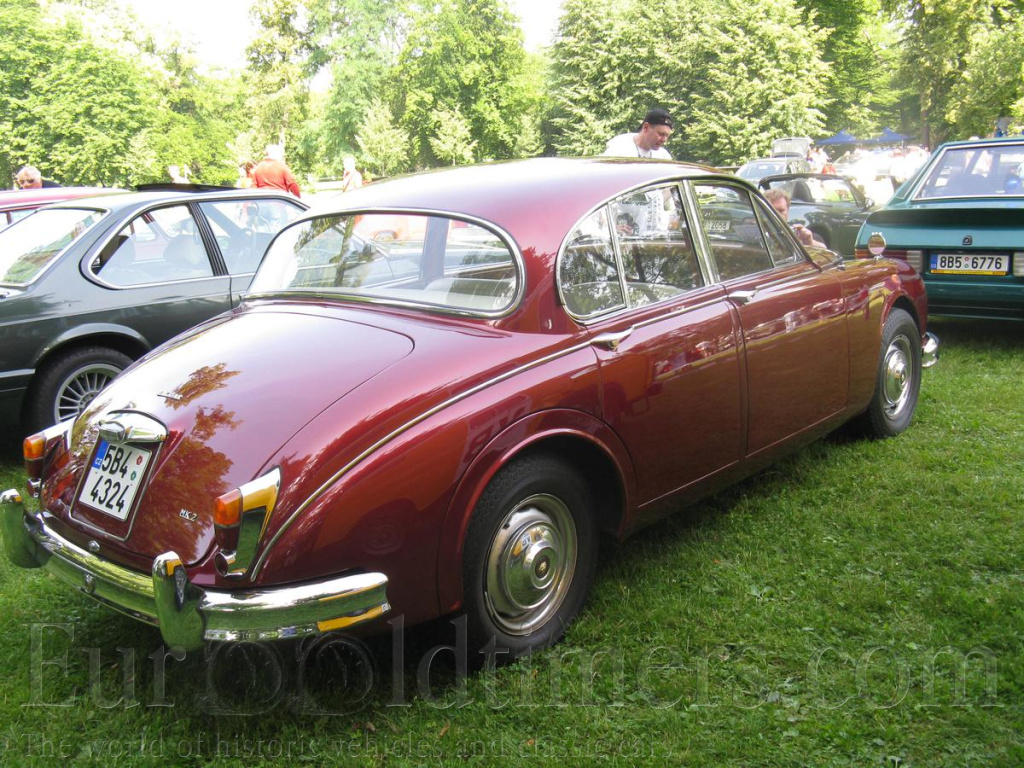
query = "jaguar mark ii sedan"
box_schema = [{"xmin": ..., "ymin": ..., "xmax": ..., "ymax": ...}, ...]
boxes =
[
  {"xmin": 855, "ymin": 137, "xmax": 1024, "ymax": 320},
  {"xmin": 2, "ymin": 158, "xmax": 939, "ymax": 657}
]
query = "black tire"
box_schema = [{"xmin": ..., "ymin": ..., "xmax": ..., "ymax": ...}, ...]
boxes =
[
  {"xmin": 859, "ymin": 309, "xmax": 921, "ymax": 438},
  {"xmin": 28, "ymin": 346, "xmax": 133, "ymax": 432},
  {"xmin": 462, "ymin": 453, "xmax": 598, "ymax": 658}
]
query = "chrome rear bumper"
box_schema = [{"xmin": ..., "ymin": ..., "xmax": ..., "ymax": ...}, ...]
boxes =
[
  {"xmin": 922, "ymin": 331, "xmax": 940, "ymax": 368},
  {"xmin": 1, "ymin": 489, "xmax": 389, "ymax": 650}
]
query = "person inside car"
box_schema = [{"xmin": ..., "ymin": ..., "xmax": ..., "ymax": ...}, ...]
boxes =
[{"xmin": 764, "ymin": 188, "xmax": 826, "ymax": 249}]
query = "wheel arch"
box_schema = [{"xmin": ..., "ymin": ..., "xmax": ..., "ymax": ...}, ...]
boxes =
[
  {"xmin": 23, "ymin": 328, "xmax": 150, "ymax": 421},
  {"xmin": 435, "ymin": 409, "xmax": 635, "ymax": 615},
  {"xmin": 30, "ymin": 324, "xmax": 151, "ymax": 371}
]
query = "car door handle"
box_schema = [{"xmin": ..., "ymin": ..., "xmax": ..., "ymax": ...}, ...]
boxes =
[
  {"xmin": 729, "ymin": 289, "xmax": 757, "ymax": 304},
  {"xmin": 591, "ymin": 329, "xmax": 633, "ymax": 350}
]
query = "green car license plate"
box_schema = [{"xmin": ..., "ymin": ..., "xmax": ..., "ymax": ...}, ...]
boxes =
[
  {"xmin": 930, "ymin": 253, "xmax": 1009, "ymax": 275},
  {"xmin": 78, "ymin": 440, "xmax": 153, "ymax": 521}
]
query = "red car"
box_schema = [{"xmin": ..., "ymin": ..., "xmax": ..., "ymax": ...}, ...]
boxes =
[
  {"xmin": 0, "ymin": 186, "xmax": 114, "ymax": 230},
  {"xmin": 2, "ymin": 158, "xmax": 938, "ymax": 656}
]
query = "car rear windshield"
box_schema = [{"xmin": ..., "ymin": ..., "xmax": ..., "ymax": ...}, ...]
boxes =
[
  {"xmin": 249, "ymin": 212, "xmax": 520, "ymax": 314},
  {"xmin": 916, "ymin": 144, "xmax": 1024, "ymax": 199},
  {"xmin": 0, "ymin": 208, "xmax": 105, "ymax": 285}
]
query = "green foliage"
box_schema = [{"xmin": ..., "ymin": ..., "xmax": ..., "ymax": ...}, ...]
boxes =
[
  {"xmin": 355, "ymin": 98, "xmax": 413, "ymax": 177},
  {"xmin": 390, "ymin": 0, "xmax": 541, "ymax": 168},
  {"xmin": 429, "ymin": 106, "xmax": 477, "ymax": 165},
  {"xmin": 546, "ymin": 0, "xmax": 829, "ymax": 165}
]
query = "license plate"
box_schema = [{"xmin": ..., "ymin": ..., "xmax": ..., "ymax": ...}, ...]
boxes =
[
  {"xmin": 705, "ymin": 219, "xmax": 731, "ymax": 233},
  {"xmin": 930, "ymin": 253, "xmax": 1009, "ymax": 275},
  {"xmin": 78, "ymin": 440, "xmax": 153, "ymax": 520}
]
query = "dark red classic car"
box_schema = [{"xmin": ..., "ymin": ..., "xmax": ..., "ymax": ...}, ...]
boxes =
[{"xmin": 2, "ymin": 158, "xmax": 939, "ymax": 657}]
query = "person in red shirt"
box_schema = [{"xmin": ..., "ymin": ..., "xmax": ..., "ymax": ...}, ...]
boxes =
[{"xmin": 251, "ymin": 144, "xmax": 300, "ymax": 197}]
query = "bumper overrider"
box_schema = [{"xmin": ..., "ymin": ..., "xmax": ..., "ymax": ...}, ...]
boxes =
[
  {"xmin": 922, "ymin": 331, "xmax": 940, "ymax": 368},
  {"xmin": 1, "ymin": 489, "xmax": 390, "ymax": 650}
]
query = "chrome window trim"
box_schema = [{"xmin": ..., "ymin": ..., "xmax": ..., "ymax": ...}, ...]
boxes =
[
  {"xmin": 0, "ymin": 206, "xmax": 111, "ymax": 288},
  {"xmin": 909, "ymin": 140, "xmax": 1024, "ymax": 202},
  {"xmin": 244, "ymin": 207, "xmax": 526, "ymax": 320},
  {"xmin": 688, "ymin": 179, "xmax": 803, "ymax": 282},
  {"xmin": 83, "ymin": 201, "xmax": 219, "ymax": 290},
  {"xmin": 251, "ymin": 338, "xmax": 595, "ymax": 577},
  {"xmin": 557, "ymin": 180, "xmax": 709, "ymax": 325}
]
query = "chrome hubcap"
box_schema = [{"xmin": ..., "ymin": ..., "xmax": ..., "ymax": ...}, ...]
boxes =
[
  {"xmin": 54, "ymin": 363, "xmax": 122, "ymax": 423},
  {"xmin": 485, "ymin": 493, "xmax": 577, "ymax": 636},
  {"xmin": 882, "ymin": 335, "xmax": 913, "ymax": 418}
]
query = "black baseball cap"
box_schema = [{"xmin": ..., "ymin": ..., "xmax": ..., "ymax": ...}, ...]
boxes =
[{"xmin": 643, "ymin": 108, "xmax": 673, "ymax": 130}]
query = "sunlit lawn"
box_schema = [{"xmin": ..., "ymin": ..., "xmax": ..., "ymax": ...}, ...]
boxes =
[{"xmin": 0, "ymin": 316, "xmax": 1021, "ymax": 766}]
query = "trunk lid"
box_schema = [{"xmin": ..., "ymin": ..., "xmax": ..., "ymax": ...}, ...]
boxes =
[{"xmin": 67, "ymin": 306, "xmax": 414, "ymax": 565}]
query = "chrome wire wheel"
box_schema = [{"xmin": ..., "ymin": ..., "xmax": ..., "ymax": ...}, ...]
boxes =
[
  {"xmin": 53, "ymin": 362, "xmax": 122, "ymax": 423},
  {"xmin": 881, "ymin": 333, "xmax": 914, "ymax": 420},
  {"xmin": 484, "ymin": 493, "xmax": 578, "ymax": 636}
]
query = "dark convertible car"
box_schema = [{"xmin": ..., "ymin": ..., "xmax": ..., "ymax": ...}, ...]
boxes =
[
  {"xmin": 3, "ymin": 158, "xmax": 938, "ymax": 658},
  {"xmin": 0, "ymin": 188, "xmax": 306, "ymax": 431},
  {"xmin": 759, "ymin": 173, "xmax": 880, "ymax": 256}
]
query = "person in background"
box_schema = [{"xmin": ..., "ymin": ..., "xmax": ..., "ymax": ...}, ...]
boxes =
[
  {"xmin": 237, "ymin": 161, "xmax": 255, "ymax": 188},
  {"xmin": 341, "ymin": 156, "xmax": 363, "ymax": 191},
  {"xmin": 16, "ymin": 166, "xmax": 60, "ymax": 189},
  {"xmin": 764, "ymin": 188, "xmax": 826, "ymax": 249},
  {"xmin": 168, "ymin": 165, "xmax": 190, "ymax": 184},
  {"xmin": 252, "ymin": 144, "xmax": 301, "ymax": 197},
  {"xmin": 603, "ymin": 108, "xmax": 674, "ymax": 159}
]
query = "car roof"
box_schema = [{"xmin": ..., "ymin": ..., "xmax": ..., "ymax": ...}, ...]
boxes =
[
  {"xmin": 938, "ymin": 136, "xmax": 1024, "ymax": 150},
  {"xmin": 0, "ymin": 186, "xmax": 115, "ymax": 208},
  {"xmin": 313, "ymin": 157, "xmax": 723, "ymax": 235},
  {"xmin": 44, "ymin": 187, "xmax": 306, "ymax": 213}
]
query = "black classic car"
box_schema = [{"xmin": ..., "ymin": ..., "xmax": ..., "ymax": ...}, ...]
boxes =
[
  {"xmin": 0, "ymin": 188, "xmax": 306, "ymax": 431},
  {"xmin": 759, "ymin": 173, "xmax": 880, "ymax": 256}
]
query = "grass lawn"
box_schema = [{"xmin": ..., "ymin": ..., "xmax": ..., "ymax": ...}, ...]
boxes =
[{"xmin": 0, "ymin": 317, "xmax": 1021, "ymax": 766}]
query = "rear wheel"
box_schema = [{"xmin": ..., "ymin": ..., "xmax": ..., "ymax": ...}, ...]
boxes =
[
  {"xmin": 462, "ymin": 454, "xmax": 597, "ymax": 658},
  {"xmin": 28, "ymin": 347, "xmax": 133, "ymax": 431},
  {"xmin": 859, "ymin": 309, "xmax": 921, "ymax": 438}
]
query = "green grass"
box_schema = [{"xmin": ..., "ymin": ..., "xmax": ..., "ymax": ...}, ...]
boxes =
[{"xmin": 0, "ymin": 317, "xmax": 1021, "ymax": 766}]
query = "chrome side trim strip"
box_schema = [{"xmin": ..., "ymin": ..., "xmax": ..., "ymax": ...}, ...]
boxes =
[{"xmin": 251, "ymin": 339, "xmax": 595, "ymax": 577}]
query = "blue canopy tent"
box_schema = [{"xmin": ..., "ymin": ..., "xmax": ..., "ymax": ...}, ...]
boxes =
[
  {"xmin": 869, "ymin": 127, "xmax": 910, "ymax": 145},
  {"xmin": 816, "ymin": 130, "xmax": 860, "ymax": 146}
]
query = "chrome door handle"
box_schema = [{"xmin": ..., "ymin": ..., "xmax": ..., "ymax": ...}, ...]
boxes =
[
  {"xmin": 729, "ymin": 289, "xmax": 757, "ymax": 304},
  {"xmin": 591, "ymin": 329, "xmax": 633, "ymax": 350}
]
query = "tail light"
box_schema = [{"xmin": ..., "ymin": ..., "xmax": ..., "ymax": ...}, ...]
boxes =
[
  {"xmin": 213, "ymin": 468, "xmax": 281, "ymax": 576},
  {"xmin": 23, "ymin": 421, "xmax": 73, "ymax": 496},
  {"xmin": 878, "ymin": 248, "xmax": 924, "ymax": 272}
]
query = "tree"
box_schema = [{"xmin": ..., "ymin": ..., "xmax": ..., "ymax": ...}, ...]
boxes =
[
  {"xmin": 686, "ymin": 0, "xmax": 830, "ymax": 164},
  {"xmin": 355, "ymin": 98, "xmax": 412, "ymax": 178},
  {"xmin": 545, "ymin": 0, "xmax": 830, "ymax": 165},
  {"xmin": 245, "ymin": 0, "xmax": 312, "ymax": 172},
  {"xmin": 429, "ymin": 106, "xmax": 477, "ymax": 165},
  {"xmin": 390, "ymin": 0, "xmax": 540, "ymax": 167}
]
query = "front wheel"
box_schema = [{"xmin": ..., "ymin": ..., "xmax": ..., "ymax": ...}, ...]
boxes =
[
  {"xmin": 28, "ymin": 347, "xmax": 133, "ymax": 432},
  {"xmin": 859, "ymin": 308, "xmax": 921, "ymax": 438},
  {"xmin": 462, "ymin": 453, "xmax": 597, "ymax": 658}
]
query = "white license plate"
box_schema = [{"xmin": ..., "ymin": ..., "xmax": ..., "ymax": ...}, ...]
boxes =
[
  {"xmin": 705, "ymin": 219, "xmax": 731, "ymax": 233},
  {"xmin": 78, "ymin": 440, "xmax": 153, "ymax": 520},
  {"xmin": 930, "ymin": 253, "xmax": 1009, "ymax": 275}
]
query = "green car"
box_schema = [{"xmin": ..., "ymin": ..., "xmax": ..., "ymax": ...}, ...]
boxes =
[{"xmin": 855, "ymin": 137, "xmax": 1024, "ymax": 320}]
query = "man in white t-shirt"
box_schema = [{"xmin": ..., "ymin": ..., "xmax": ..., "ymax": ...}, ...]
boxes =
[{"xmin": 602, "ymin": 108, "xmax": 674, "ymax": 159}]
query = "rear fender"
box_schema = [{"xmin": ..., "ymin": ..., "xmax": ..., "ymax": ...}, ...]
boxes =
[{"xmin": 435, "ymin": 409, "xmax": 635, "ymax": 615}]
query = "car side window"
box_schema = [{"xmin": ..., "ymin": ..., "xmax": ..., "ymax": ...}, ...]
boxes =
[
  {"xmin": 611, "ymin": 186, "xmax": 703, "ymax": 307},
  {"xmin": 558, "ymin": 208, "xmax": 625, "ymax": 318},
  {"xmin": 92, "ymin": 205, "xmax": 214, "ymax": 286},
  {"xmin": 693, "ymin": 183, "xmax": 774, "ymax": 280},
  {"xmin": 755, "ymin": 198, "xmax": 805, "ymax": 267},
  {"xmin": 199, "ymin": 199, "xmax": 304, "ymax": 275}
]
